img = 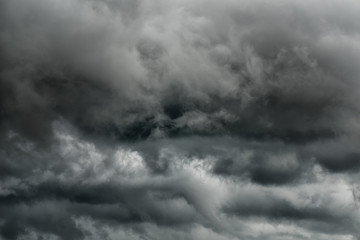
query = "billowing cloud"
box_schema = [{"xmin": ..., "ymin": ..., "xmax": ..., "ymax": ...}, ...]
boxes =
[{"xmin": 1, "ymin": 0, "xmax": 360, "ymax": 239}]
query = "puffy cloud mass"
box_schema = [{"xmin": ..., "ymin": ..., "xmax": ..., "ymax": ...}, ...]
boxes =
[{"xmin": 1, "ymin": 0, "xmax": 360, "ymax": 239}]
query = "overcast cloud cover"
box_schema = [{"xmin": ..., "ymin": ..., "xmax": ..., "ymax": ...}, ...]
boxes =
[{"xmin": 1, "ymin": 0, "xmax": 360, "ymax": 239}]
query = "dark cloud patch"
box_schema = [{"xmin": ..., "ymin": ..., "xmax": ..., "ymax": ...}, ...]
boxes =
[
  {"xmin": 0, "ymin": 202, "xmax": 83, "ymax": 240},
  {"xmin": 212, "ymin": 147, "xmax": 304, "ymax": 185},
  {"xmin": 0, "ymin": 173, "xmax": 204, "ymax": 239},
  {"xmin": 308, "ymin": 139, "xmax": 360, "ymax": 173},
  {"xmin": 318, "ymin": 152, "xmax": 360, "ymax": 173},
  {"xmin": 0, "ymin": 185, "xmax": 193, "ymax": 239},
  {"xmin": 225, "ymin": 197, "xmax": 334, "ymax": 222},
  {"xmin": 223, "ymin": 189, "xmax": 359, "ymax": 236}
]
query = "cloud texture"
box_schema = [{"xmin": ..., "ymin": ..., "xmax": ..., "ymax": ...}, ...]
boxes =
[{"xmin": 1, "ymin": 0, "xmax": 360, "ymax": 239}]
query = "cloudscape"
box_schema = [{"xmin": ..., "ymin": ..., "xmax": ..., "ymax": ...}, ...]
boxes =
[{"xmin": 1, "ymin": 0, "xmax": 360, "ymax": 239}]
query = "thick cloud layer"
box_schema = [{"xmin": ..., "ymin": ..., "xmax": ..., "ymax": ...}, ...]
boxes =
[{"xmin": 1, "ymin": 0, "xmax": 360, "ymax": 239}]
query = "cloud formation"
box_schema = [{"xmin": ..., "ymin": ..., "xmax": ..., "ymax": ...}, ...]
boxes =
[{"xmin": 1, "ymin": 0, "xmax": 360, "ymax": 239}]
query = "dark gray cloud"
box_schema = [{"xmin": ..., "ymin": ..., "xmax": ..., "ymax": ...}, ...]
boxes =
[{"xmin": 1, "ymin": 0, "xmax": 360, "ymax": 239}]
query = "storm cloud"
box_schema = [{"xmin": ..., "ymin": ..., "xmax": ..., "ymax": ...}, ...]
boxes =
[{"xmin": 1, "ymin": 0, "xmax": 360, "ymax": 239}]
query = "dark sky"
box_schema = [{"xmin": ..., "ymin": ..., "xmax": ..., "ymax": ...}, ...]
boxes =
[{"xmin": 1, "ymin": 0, "xmax": 360, "ymax": 239}]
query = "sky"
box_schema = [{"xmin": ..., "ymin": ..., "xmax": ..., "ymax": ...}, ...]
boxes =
[{"xmin": 1, "ymin": 0, "xmax": 360, "ymax": 239}]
